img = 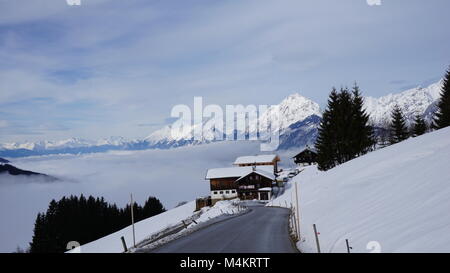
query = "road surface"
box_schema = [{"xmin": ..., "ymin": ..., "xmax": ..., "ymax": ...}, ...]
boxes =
[{"xmin": 147, "ymin": 204, "xmax": 297, "ymax": 253}]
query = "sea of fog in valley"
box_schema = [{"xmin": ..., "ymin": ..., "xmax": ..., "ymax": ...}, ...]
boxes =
[{"xmin": 0, "ymin": 141, "xmax": 298, "ymax": 252}]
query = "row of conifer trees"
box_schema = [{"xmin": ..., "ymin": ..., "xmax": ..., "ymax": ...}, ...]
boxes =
[
  {"xmin": 316, "ymin": 67, "xmax": 450, "ymax": 171},
  {"xmin": 29, "ymin": 195, "xmax": 165, "ymax": 253}
]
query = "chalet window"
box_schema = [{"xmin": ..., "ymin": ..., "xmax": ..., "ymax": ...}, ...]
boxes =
[
  {"xmin": 231, "ymin": 190, "xmax": 236, "ymax": 193},
  {"xmin": 225, "ymin": 190, "xmax": 230, "ymax": 194},
  {"xmin": 220, "ymin": 191, "xmax": 223, "ymax": 194},
  {"xmin": 213, "ymin": 191, "xmax": 218, "ymax": 194}
]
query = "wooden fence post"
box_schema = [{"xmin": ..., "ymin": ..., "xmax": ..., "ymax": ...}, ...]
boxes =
[
  {"xmin": 121, "ymin": 236, "xmax": 128, "ymax": 252},
  {"xmin": 346, "ymin": 239, "xmax": 352, "ymax": 253},
  {"xmin": 313, "ymin": 224, "xmax": 321, "ymax": 253},
  {"xmin": 290, "ymin": 203, "xmax": 298, "ymax": 241}
]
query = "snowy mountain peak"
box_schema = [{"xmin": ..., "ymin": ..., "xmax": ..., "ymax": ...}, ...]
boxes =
[
  {"xmin": 364, "ymin": 80, "xmax": 443, "ymax": 126},
  {"xmin": 257, "ymin": 93, "xmax": 321, "ymax": 132},
  {"xmin": 145, "ymin": 93, "xmax": 321, "ymax": 143}
]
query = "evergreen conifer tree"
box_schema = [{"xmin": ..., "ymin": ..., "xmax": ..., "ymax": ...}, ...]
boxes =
[
  {"xmin": 142, "ymin": 197, "xmax": 166, "ymax": 218},
  {"xmin": 412, "ymin": 114, "xmax": 427, "ymax": 137},
  {"xmin": 350, "ymin": 83, "xmax": 375, "ymax": 156},
  {"xmin": 316, "ymin": 88, "xmax": 339, "ymax": 171},
  {"xmin": 29, "ymin": 195, "xmax": 165, "ymax": 253},
  {"xmin": 315, "ymin": 85, "xmax": 375, "ymax": 171},
  {"xmin": 433, "ymin": 67, "xmax": 450, "ymax": 129},
  {"xmin": 389, "ymin": 105, "xmax": 409, "ymax": 144}
]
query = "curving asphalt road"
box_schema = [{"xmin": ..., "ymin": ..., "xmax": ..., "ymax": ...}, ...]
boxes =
[{"xmin": 148, "ymin": 204, "xmax": 297, "ymax": 253}]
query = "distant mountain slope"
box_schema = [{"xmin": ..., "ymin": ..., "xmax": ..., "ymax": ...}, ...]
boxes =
[
  {"xmin": 0, "ymin": 157, "xmax": 9, "ymax": 164},
  {"xmin": 272, "ymin": 126, "xmax": 450, "ymax": 252},
  {"xmin": 277, "ymin": 115, "xmax": 321, "ymax": 150},
  {"xmin": 0, "ymin": 163, "xmax": 57, "ymax": 181}
]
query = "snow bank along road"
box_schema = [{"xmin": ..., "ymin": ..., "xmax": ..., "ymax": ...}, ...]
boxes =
[{"xmin": 144, "ymin": 203, "xmax": 297, "ymax": 253}]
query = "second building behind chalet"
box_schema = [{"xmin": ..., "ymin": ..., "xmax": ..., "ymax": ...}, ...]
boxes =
[{"xmin": 205, "ymin": 154, "xmax": 280, "ymax": 204}]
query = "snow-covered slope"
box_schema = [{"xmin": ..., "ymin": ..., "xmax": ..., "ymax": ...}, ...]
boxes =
[
  {"xmin": 67, "ymin": 201, "xmax": 197, "ymax": 253},
  {"xmin": 277, "ymin": 115, "xmax": 321, "ymax": 150},
  {"xmin": 364, "ymin": 81, "xmax": 443, "ymax": 127},
  {"xmin": 67, "ymin": 200, "xmax": 241, "ymax": 253},
  {"xmin": 272, "ymin": 127, "xmax": 450, "ymax": 253}
]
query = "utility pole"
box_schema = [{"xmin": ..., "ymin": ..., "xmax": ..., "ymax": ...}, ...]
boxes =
[
  {"xmin": 130, "ymin": 193, "xmax": 136, "ymax": 248},
  {"xmin": 295, "ymin": 181, "xmax": 301, "ymax": 240}
]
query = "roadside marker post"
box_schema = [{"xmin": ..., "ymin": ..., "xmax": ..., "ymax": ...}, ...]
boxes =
[
  {"xmin": 294, "ymin": 181, "xmax": 301, "ymax": 240},
  {"xmin": 313, "ymin": 224, "xmax": 321, "ymax": 253},
  {"xmin": 346, "ymin": 239, "xmax": 352, "ymax": 253},
  {"xmin": 121, "ymin": 236, "xmax": 128, "ymax": 252}
]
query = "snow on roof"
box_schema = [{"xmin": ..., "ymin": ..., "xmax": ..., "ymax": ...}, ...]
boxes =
[
  {"xmin": 235, "ymin": 169, "xmax": 275, "ymax": 182},
  {"xmin": 258, "ymin": 187, "xmax": 272, "ymax": 191},
  {"xmin": 233, "ymin": 154, "xmax": 279, "ymax": 165},
  {"xmin": 206, "ymin": 165, "xmax": 274, "ymax": 179}
]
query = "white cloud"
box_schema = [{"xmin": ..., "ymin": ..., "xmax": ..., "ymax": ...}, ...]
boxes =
[
  {"xmin": 0, "ymin": 141, "xmax": 264, "ymax": 252},
  {"xmin": 0, "ymin": 0, "xmax": 449, "ymax": 142}
]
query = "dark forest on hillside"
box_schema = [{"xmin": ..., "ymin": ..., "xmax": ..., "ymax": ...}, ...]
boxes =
[{"xmin": 29, "ymin": 195, "xmax": 165, "ymax": 253}]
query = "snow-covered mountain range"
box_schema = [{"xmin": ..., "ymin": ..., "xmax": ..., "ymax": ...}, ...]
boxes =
[
  {"xmin": 144, "ymin": 93, "xmax": 321, "ymax": 148},
  {"xmin": 0, "ymin": 80, "xmax": 443, "ymax": 157},
  {"xmin": 364, "ymin": 80, "xmax": 443, "ymax": 127}
]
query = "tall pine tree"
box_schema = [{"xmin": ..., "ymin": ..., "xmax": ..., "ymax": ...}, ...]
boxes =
[
  {"xmin": 316, "ymin": 88, "xmax": 339, "ymax": 171},
  {"xmin": 411, "ymin": 114, "xmax": 427, "ymax": 137},
  {"xmin": 350, "ymin": 83, "xmax": 375, "ymax": 156},
  {"xmin": 389, "ymin": 105, "xmax": 409, "ymax": 144},
  {"xmin": 315, "ymin": 85, "xmax": 375, "ymax": 171},
  {"xmin": 433, "ymin": 67, "xmax": 450, "ymax": 129}
]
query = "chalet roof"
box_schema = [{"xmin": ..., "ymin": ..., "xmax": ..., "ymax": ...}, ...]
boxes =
[
  {"xmin": 233, "ymin": 154, "xmax": 279, "ymax": 165},
  {"xmin": 205, "ymin": 165, "xmax": 274, "ymax": 179},
  {"xmin": 235, "ymin": 169, "xmax": 275, "ymax": 182},
  {"xmin": 292, "ymin": 148, "xmax": 317, "ymax": 158}
]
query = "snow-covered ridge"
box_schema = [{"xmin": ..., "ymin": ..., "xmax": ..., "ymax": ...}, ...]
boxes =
[
  {"xmin": 145, "ymin": 93, "xmax": 321, "ymax": 143},
  {"xmin": 1, "ymin": 137, "xmax": 130, "ymax": 151},
  {"xmin": 0, "ymin": 80, "xmax": 444, "ymax": 156},
  {"xmin": 364, "ymin": 80, "xmax": 443, "ymax": 126}
]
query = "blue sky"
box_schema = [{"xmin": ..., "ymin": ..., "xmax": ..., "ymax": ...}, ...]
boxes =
[{"xmin": 0, "ymin": 0, "xmax": 449, "ymax": 143}]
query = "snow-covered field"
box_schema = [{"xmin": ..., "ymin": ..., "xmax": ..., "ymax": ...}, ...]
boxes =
[
  {"xmin": 68, "ymin": 199, "xmax": 243, "ymax": 253},
  {"xmin": 4, "ymin": 126, "xmax": 449, "ymax": 253},
  {"xmin": 272, "ymin": 127, "xmax": 450, "ymax": 253},
  {"xmin": 0, "ymin": 141, "xmax": 262, "ymax": 252}
]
